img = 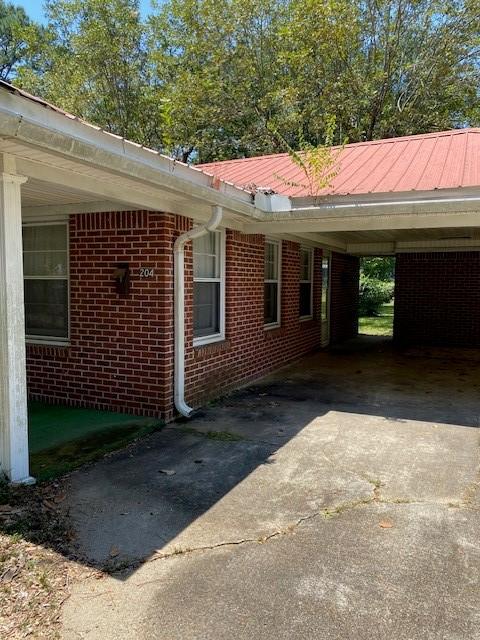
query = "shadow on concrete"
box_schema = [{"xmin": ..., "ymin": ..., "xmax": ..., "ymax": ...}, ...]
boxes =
[{"xmin": 5, "ymin": 336, "xmax": 480, "ymax": 580}]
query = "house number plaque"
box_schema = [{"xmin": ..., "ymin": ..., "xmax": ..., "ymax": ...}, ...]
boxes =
[{"xmin": 139, "ymin": 267, "xmax": 154, "ymax": 277}]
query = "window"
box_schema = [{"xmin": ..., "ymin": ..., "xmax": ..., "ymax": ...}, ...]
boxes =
[
  {"xmin": 264, "ymin": 240, "xmax": 281, "ymax": 327},
  {"xmin": 299, "ymin": 247, "xmax": 313, "ymax": 319},
  {"xmin": 23, "ymin": 222, "xmax": 69, "ymax": 342},
  {"xmin": 193, "ymin": 230, "xmax": 225, "ymax": 344}
]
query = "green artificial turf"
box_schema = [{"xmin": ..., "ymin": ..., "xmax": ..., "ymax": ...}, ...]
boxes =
[{"xmin": 28, "ymin": 401, "xmax": 163, "ymax": 481}]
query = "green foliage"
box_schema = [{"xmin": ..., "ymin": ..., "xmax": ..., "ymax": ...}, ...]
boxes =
[
  {"xmin": 361, "ymin": 257, "xmax": 395, "ymax": 282},
  {"xmin": 6, "ymin": 0, "xmax": 480, "ymax": 160},
  {"xmin": 0, "ymin": 1, "xmax": 47, "ymax": 80},
  {"xmin": 284, "ymin": 0, "xmax": 480, "ymax": 143},
  {"xmin": 148, "ymin": 0, "xmax": 294, "ymax": 161},
  {"xmin": 270, "ymin": 115, "xmax": 345, "ymax": 198},
  {"xmin": 359, "ymin": 274, "xmax": 394, "ymax": 316},
  {"xmin": 18, "ymin": 0, "xmax": 164, "ymax": 148}
]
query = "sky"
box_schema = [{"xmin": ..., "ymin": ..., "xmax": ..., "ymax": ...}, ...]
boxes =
[{"xmin": 14, "ymin": 0, "xmax": 155, "ymax": 23}]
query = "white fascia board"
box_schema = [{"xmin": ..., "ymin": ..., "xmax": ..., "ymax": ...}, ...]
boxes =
[
  {"xmin": 245, "ymin": 210, "xmax": 480, "ymax": 234},
  {"xmin": 270, "ymin": 192, "xmax": 480, "ymax": 219},
  {"xmin": 289, "ymin": 187, "xmax": 480, "ymax": 209},
  {"xmin": 0, "ymin": 91, "xmax": 255, "ymax": 218},
  {"xmin": 266, "ymin": 232, "xmax": 346, "ymax": 252}
]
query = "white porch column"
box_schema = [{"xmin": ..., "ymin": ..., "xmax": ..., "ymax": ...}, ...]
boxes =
[{"xmin": 0, "ymin": 155, "xmax": 33, "ymax": 483}]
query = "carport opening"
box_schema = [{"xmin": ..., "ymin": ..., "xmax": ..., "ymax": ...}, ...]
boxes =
[{"xmin": 358, "ymin": 256, "xmax": 395, "ymax": 338}]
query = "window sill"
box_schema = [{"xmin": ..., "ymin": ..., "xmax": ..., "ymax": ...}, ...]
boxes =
[
  {"xmin": 299, "ymin": 316, "xmax": 314, "ymax": 323},
  {"xmin": 26, "ymin": 339, "xmax": 71, "ymax": 347},
  {"xmin": 193, "ymin": 334, "xmax": 225, "ymax": 348},
  {"xmin": 264, "ymin": 323, "xmax": 281, "ymax": 331}
]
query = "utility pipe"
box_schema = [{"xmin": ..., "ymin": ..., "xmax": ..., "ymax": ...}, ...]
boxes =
[{"xmin": 174, "ymin": 205, "xmax": 223, "ymax": 417}]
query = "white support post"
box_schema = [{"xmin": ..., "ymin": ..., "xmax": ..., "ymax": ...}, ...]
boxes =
[{"xmin": 0, "ymin": 155, "xmax": 33, "ymax": 484}]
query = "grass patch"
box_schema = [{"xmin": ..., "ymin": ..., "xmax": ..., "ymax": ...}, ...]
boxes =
[
  {"xmin": 204, "ymin": 430, "xmax": 244, "ymax": 442},
  {"xmin": 359, "ymin": 302, "xmax": 394, "ymax": 337},
  {"xmin": 31, "ymin": 421, "xmax": 163, "ymax": 481},
  {"xmin": 28, "ymin": 401, "xmax": 161, "ymax": 454},
  {"xmin": 178, "ymin": 426, "xmax": 245, "ymax": 442}
]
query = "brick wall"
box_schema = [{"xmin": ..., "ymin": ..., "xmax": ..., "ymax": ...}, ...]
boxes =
[
  {"xmin": 394, "ymin": 251, "xmax": 480, "ymax": 347},
  {"xmin": 184, "ymin": 231, "xmax": 322, "ymax": 406},
  {"xmin": 26, "ymin": 211, "xmax": 359, "ymax": 418},
  {"xmin": 26, "ymin": 210, "xmax": 177, "ymax": 418},
  {"xmin": 330, "ymin": 252, "xmax": 359, "ymax": 344}
]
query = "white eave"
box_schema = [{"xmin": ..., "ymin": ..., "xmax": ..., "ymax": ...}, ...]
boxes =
[{"xmin": 0, "ymin": 88, "xmax": 255, "ymax": 222}]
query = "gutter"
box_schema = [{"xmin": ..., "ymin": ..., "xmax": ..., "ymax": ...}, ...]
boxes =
[
  {"xmin": 174, "ymin": 205, "xmax": 223, "ymax": 418},
  {"xmin": 0, "ymin": 90, "xmax": 255, "ymax": 219}
]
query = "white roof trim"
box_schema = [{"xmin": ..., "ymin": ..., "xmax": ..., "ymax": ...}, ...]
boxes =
[{"xmin": 1, "ymin": 84, "xmax": 479, "ymax": 230}]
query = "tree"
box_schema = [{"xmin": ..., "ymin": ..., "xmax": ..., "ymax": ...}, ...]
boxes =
[
  {"xmin": 359, "ymin": 257, "xmax": 395, "ymax": 316},
  {"xmin": 13, "ymin": 0, "xmax": 480, "ymax": 159},
  {"xmin": 361, "ymin": 257, "xmax": 395, "ymax": 282},
  {"xmin": 359, "ymin": 275, "xmax": 394, "ymax": 316},
  {"xmin": 0, "ymin": 1, "xmax": 46, "ymax": 81},
  {"xmin": 148, "ymin": 0, "xmax": 293, "ymax": 162},
  {"xmin": 286, "ymin": 0, "xmax": 480, "ymax": 143},
  {"xmin": 269, "ymin": 116, "xmax": 344, "ymax": 200},
  {"xmin": 18, "ymin": 0, "xmax": 164, "ymax": 149},
  {"xmin": 149, "ymin": 0, "xmax": 480, "ymax": 159}
]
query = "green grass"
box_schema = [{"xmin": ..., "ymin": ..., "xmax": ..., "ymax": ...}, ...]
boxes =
[
  {"xmin": 28, "ymin": 402, "xmax": 163, "ymax": 481},
  {"xmin": 178, "ymin": 426, "xmax": 245, "ymax": 442},
  {"xmin": 359, "ymin": 302, "xmax": 394, "ymax": 336}
]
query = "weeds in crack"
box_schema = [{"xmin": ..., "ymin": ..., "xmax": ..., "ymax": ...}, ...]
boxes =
[
  {"xmin": 321, "ymin": 497, "xmax": 374, "ymax": 519},
  {"xmin": 366, "ymin": 477, "xmax": 384, "ymax": 502}
]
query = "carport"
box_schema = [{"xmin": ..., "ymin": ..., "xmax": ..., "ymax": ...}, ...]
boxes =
[{"xmin": 204, "ymin": 128, "xmax": 480, "ymax": 348}]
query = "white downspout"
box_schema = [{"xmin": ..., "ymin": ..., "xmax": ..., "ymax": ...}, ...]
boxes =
[{"xmin": 174, "ymin": 205, "xmax": 223, "ymax": 417}]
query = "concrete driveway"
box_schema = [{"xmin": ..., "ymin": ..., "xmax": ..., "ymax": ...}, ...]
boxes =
[{"xmin": 62, "ymin": 338, "xmax": 480, "ymax": 639}]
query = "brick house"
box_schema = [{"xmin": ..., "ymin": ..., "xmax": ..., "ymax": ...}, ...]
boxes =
[{"xmin": 1, "ymin": 81, "xmax": 480, "ymax": 482}]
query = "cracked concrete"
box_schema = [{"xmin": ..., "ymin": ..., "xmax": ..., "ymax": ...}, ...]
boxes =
[{"xmin": 61, "ymin": 340, "xmax": 480, "ymax": 639}]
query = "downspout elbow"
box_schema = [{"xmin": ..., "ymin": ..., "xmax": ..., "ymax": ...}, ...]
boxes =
[{"xmin": 174, "ymin": 205, "xmax": 223, "ymax": 418}]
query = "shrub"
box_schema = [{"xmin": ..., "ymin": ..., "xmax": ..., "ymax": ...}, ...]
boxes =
[
  {"xmin": 360, "ymin": 257, "xmax": 395, "ymax": 281},
  {"xmin": 359, "ymin": 275, "xmax": 394, "ymax": 316}
]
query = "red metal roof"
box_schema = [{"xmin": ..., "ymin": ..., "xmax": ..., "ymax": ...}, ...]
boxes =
[{"xmin": 199, "ymin": 129, "xmax": 480, "ymax": 197}]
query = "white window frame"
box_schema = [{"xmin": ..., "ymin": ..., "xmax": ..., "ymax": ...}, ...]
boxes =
[
  {"xmin": 23, "ymin": 220, "xmax": 70, "ymax": 345},
  {"xmin": 193, "ymin": 228, "xmax": 226, "ymax": 346},
  {"xmin": 299, "ymin": 246, "xmax": 314, "ymax": 320},
  {"xmin": 264, "ymin": 239, "xmax": 281, "ymax": 329},
  {"xmin": 321, "ymin": 251, "xmax": 331, "ymax": 347}
]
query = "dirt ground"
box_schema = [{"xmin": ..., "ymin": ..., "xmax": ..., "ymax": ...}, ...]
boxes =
[{"xmin": 0, "ymin": 480, "xmax": 93, "ymax": 639}]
